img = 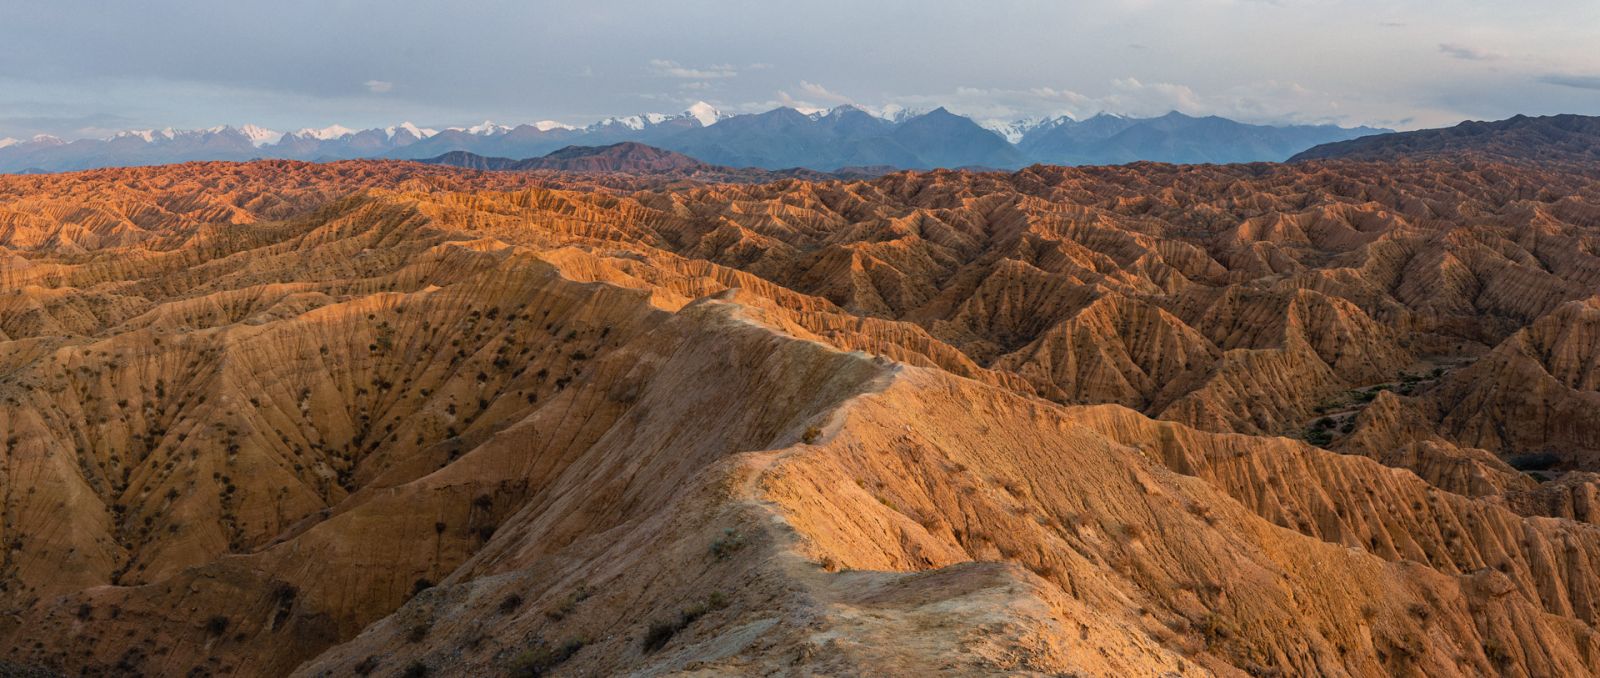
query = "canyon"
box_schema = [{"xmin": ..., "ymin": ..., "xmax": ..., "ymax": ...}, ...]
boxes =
[{"xmin": 0, "ymin": 146, "xmax": 1598, "ymax": 675}]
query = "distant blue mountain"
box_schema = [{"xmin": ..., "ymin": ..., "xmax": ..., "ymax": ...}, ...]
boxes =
[{"xmin": 0, "ymin": 103, "xmax": 1389, "ymax": 174}]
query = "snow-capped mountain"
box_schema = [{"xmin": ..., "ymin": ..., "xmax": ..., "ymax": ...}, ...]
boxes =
[
  {"xmin": 238, "ymin": 124, "xmax": 284, "ymax": 147},
  {"xmin": 0, "ymin": 106, "xmax": 1391, "ymax": 173},
  {"xmin": 868, "ymin": 104, "xmax": 922, "ymax": 124},
  {"xmin": 454, "ymin": 121, "xmax": 512, "ymax": 136},
  {"xmin": 980, "ymin": 116, "xmax": 1075, "ymax": 144},
  {"xmin": 686, "ymin": 101, "xmax": 728, "ymax": 127},
  {"xmin": 590, "ymin": 102, "xmax": 728, "ymax": 132},
  {"xmin": 289, "ymin": 124, "xmax": 357, "ymax": 141},
  {"xmin": 384, "ymin": 122, "xmax": 436, "ymax": 141}
]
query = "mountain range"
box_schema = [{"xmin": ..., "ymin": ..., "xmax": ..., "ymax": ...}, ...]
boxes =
[
  {"xmin": 0, "ymin": 103, "xmax": 1387, "ymax": 174},
  {"xmin": 1291, "ymin": 113, "xmax": 1600, "ymax": 164}
]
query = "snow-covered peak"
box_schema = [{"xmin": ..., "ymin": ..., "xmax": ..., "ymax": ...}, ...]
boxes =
[
  {"xmin": 456, "ymin": 120, "xmax": 510, "ymax": 136},
  {"xmin": 113, "ymin": 129, "xmax": 165, "ymax": 143},
  {"xmin": 595, "ymin": 115, "xmax": 642, "ymax": 130},
  {"xmin": 979, "ymin": 118, "xmax": 1042, "ymax": 144},
  {"xmin": 867, "ymin": 104, "xmax": 921, "ymax": 123},
  {"xmin": 532, "ymin": 120, "xmax": 576, "ymax": 132},
  {"xmin": 291, "ymin": 124, "xmax": 356, "ymax": 141},
  {"xmin": 592, "ymin": 112, "xmax": 675, "ymax": 131},
  {"xmin": 237, "ymin": 124, "xmax": 284, "ymax": 147},
  {"xmin": 685, "ymin": 101, "xmax": 725, "ymax": 127},
  {"xmin": 979, "ymin": 116, "xmax": 1077, "ymax": 144},
  {"xmin": 384, "ymin": 122, "xmax": 437, "ymax": 141},
  {"xmin": 0, "ymin": 137, "xmax": 18, "ymax": 149}
]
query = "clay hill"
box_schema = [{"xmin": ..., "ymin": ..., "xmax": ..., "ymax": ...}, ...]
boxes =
[
  {"xmin": 423, "ymin": 143, "xmax": 888, "ymax": 184},
  {"xmin": 1292, "ymin": 113, "xmax": 1600, "ymax": 165},
  {"xmin": 1, "ymin": 154, "xmax": 1600, "ymax": 677},
  {"xmin": 426, "ymin": 142, "xmax": 710, "ymax": 174}
]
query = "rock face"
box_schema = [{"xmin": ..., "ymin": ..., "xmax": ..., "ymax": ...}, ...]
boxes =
[{"xmin": 1, "ymin": 157, "xmax": 1599, "ymax": 676}]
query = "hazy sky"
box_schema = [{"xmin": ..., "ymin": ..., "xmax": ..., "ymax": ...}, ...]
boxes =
[{"xmin": 3, "ymin": 0, "xmax": 1598, "ymax": 139}]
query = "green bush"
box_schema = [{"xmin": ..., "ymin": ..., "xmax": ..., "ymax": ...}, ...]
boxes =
[
  {"xmin": 509, "ymin": 639, "xmax": 585, "ymax": 677},
  {"xmin": 709, "ymin": 529, "xmax": 745, "ymax": 560},
  {"xmin": 641, "ymin": 593, "xmax": 730, "ymax": 653}
]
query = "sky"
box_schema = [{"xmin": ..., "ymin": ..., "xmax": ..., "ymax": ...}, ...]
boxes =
[{"xmin": 2, "ymin": 0, "xmax": 1598, "ymax": 140}]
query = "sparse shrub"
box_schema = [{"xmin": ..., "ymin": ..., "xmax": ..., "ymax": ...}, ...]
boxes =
[
  {"xmin": 1110, "ymin": 522, "xmax": 1143, "ymax": 542},
  {"xmin": 801, "ymin": 426, "xmax": 821, "ymax": 444},
  {"xmin": 509, "ymin": 639, "xmax": 585, "ymax": 677},
  {"xmin": 1195, "ymin": 613, "xmax": 1231, "ymax": 643},
  {"xmin": 205, "ymin": 615, "xmax": 230, "ymax": 636},
  {"xmin": 499, "ymin": 593, "xmax": 523, "ymax": 614},
  {"xmin": 352, "ymin": 655, "xmax": 379, "ymax": 675},
  {"xmin": 1303, "ymin": 429, "xmax": 1333, "ymax": 447},
  {"xmin": 709, "ymin": 529, "xmax": 745, "ymax": 560},
  {"xmin": 641, "ymin": 620, "xmax": 681, "ymax": 654},
  {"xmin": 406, "ymin": 621, "xmax": 430, "ymax": 643},
  {"xmin": 411, "ymin": 578, "xmax": 435, "ymax": 596},
  {"xmin": 641, "ymin": 593, "xmax": 730, "ymax": 653},
  {"xmin": 544, "ymin": 585, "xmax": 593, "ymax": 621},
  {"xmin": 402, "ymin": 661, "xmax": 430, "ymax": 678}
]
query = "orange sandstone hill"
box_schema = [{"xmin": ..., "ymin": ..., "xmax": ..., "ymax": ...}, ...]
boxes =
[{"xmin": 1, "ymin": 157, "xmax": 1599, "ymax": 676}]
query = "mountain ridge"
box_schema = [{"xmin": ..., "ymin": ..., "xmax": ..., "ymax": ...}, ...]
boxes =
[
  {"xmin": 1291, "ymin": 113, "xmax": 1600, "ymax": 164},
  {"xmin": 0, "ymin": 105, "xmax": 1388, "ymax": 173}
]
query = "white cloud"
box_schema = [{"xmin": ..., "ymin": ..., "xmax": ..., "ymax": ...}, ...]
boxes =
[
  {"xmin": 1439, "ymin": 43, "xmax": 1501, "ymax": 61},
  {"xmin": 796, "ymin": 81, "xmax": 852, "ymax": 105},
  {"xmin": 364, "ymin": 80, "xmax": 393, "ymax": 94},
  {"xmin": 846, "ymin": 77, "xmax": 1378, "ymax": 128},
  {"xmin": 649, "ymin": 59, "xmax": 738, "ymax": 79}
]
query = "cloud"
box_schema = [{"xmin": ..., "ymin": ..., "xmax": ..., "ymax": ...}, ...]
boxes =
[
  {"xmin": 1438, "ymin": 44, "xmax": 1500, "ymax": 61},
  {"xmin": 649, "ymin": 59, "xmax": 737, "ymax": 79},
  {"xmin": 1104, "ymin": 77, "xmax": 1207, "ymax": 114},
  {"xmin": 762, "ymin": 81, "xmax": 854, "ymax": 113},
  {"xmin": 0, "ymin": 111, "xmax": 137, "ymax": 139},
  {"xmin": 797, "ymin": 81, "xmax": 852, "ymax": 105},
  {"xmin": 364, "ymin": 80, "xmax": 393, "ymax": 94},
  {"xmin": 861, "ymin": 77, "xmax": 1362, "ymax": 128},
  {"xmin": 1538, "ymin": 74, "xmax": 1600, "ymax": 91}
]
